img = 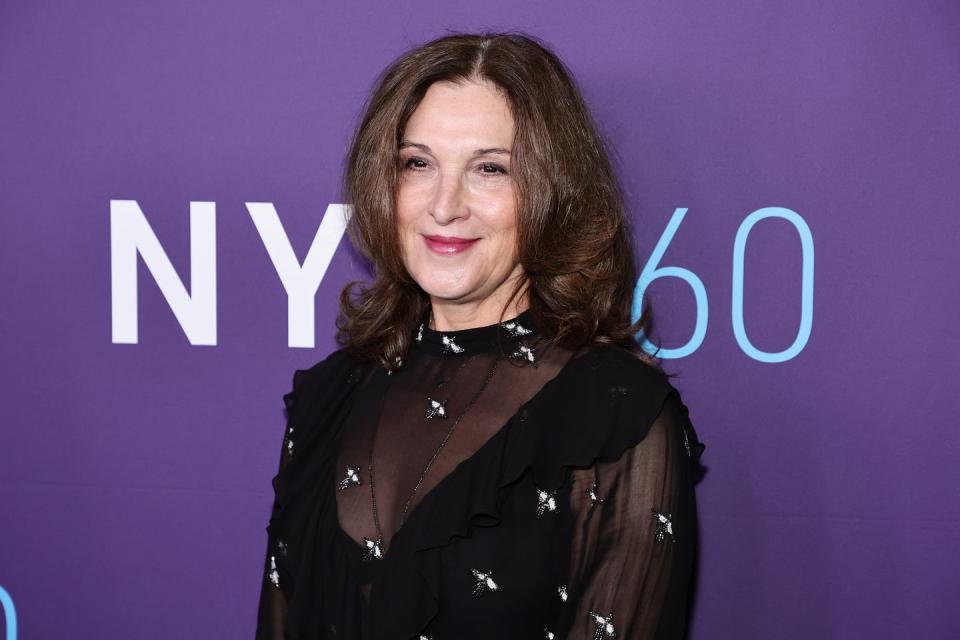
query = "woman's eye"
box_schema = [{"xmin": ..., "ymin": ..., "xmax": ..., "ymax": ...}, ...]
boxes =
[
  {"xmin": 401, "ymin": 157, "xmax": 507, "ymax": 175},
  {"xmin": 403, "ymin": 157, "xmax": 429, "ymax": 170},
  {"xmin": 479, "ymin": 163, "xmax": 508, "ymax": 175}
]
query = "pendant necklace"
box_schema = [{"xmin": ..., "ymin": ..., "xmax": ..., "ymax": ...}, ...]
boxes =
[
  {"xmin": 360, "ymin": 311, "xmax": 539, "ymax": 561},
  {"xmin": 361, "ymin": 322, "xmax": 507, "ymax": 562},
  {"xmin": 363, "ymin": 353, "xmax": 502, "ymax": 561}
]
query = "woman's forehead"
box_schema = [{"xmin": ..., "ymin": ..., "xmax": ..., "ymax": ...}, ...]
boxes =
[{"xmin": 403, "ymin": 80, "xmax": 514, "ymax": 148}]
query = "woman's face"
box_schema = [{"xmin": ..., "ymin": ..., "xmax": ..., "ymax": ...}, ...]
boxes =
[{"xmin": 396, "ymin": 79, "xmax": 523, "ymax": 311}]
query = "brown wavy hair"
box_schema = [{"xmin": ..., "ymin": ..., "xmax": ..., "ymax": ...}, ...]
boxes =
[{"xmin": 336, "ymin": 31, "xmax": 659, "ymax": 371}]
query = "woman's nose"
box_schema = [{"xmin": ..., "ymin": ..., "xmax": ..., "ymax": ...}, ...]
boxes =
[{"xmin": 429, "ymin": 171, "xmax": 469, "ymax": 224}]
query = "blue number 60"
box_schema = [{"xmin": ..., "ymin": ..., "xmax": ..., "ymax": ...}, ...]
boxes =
[
  {"xmin": 732, "ymin": 207, "xmax": 814, "ymax": 363},
  {"xmin": 632, "ymin": 207, "xmax": 708, "ymax": 359},
  {"xmin": 0, "ymin": 585, "xmax": 16, "ymax": 640},
  {"xmin": 632, "ymin": 206, "xmax": 814, "ymax": 363}
]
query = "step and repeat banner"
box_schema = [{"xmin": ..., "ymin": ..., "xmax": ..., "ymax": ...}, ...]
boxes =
[{"xmin": 1, "ymin": 1, "xmax": 957, "ymax": 638}]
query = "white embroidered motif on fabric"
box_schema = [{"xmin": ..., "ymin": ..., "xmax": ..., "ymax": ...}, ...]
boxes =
[
  {"xmin": 425, "ymin": 397, "xmax": 448, "ymax": 419},
  {"xmin": 544, "ymin": 629, "xmax": 555, "ymax": 639},
  {"xmin": 588, "ymin": 610, "xmax": 617, "ymax": 639},
  {"xmin": 268, "ymin": 555, "xmax": 280, "ymax": 588},
  {"xmin": 362, "ymin": 536, "xmax": 383, "ymax": 561},
  {"xmin": 471, "ymin": 569, "xmax": 499, "ymax": 596},
  {"xmin": 501, "ymin": 320, "xmax": 533, "ymax": 337},
  {"xmin": 536, "ymin": 487, "xmax": 558, "ymax": 515},
  {"xmin": 441, "ymin": 335, "xmax": 465, "ymax": 354},
  {"xmin": 652, "ymin": 509, "xmax": 675, "ymax": 543},
  {"xmin": 509, "ymin": 341, "xmax": 537, "ymax": 365},
  {"xmin": 588, "ymin": 481, "xmax": 605, "ymax": 507},
  {"xmin": 416, "ymin": 323, "xmax": 424, "ymax": 343},
  {"xmin": 558, "ymin": 584, "xmax": 568, "ymax": 602},
  {"xmin": 338, "ymin": 465, "xmax": 361, "ymax": 490}
]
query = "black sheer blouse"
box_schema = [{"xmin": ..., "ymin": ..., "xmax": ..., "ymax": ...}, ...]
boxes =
[{"xmin": 256, "ymin": 308, "xmax": 705, "ymax": 640}]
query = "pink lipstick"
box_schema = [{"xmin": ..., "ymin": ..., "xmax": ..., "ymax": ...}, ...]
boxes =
[{"xmin": 423, "ymin": 234, "xmax": 479, "ymax": 255}]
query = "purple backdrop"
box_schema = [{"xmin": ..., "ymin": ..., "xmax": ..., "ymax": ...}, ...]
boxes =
[{"xmin": 2, "ymin": 1, "xmax": 958, "ymax": 638}]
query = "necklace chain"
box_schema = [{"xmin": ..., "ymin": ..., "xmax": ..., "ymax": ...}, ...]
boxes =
[
  {"xmin": 434, "ymin": 352, "xmax": 475, "ymax": 389},
  {"xmin": 363, "ymin": 309, "xmax": 539, "ymax": 558},
  {"xmin": 367, "ymin": 352, "xmax": 503, "ymax": 554}
]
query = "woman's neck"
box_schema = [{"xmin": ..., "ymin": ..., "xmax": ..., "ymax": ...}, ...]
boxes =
[{"xmin": 428, "ymin": 296, "xmax": 529, "ymax": 332}]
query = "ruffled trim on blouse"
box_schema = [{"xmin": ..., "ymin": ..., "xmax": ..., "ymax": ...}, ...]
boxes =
[
  {"xmin": 268, "ymin": 347, "xmax": 368, "ymax": 639},
  {"xmin": 366, "ymin": 345, "xmax": 704, "ymax": 639}
]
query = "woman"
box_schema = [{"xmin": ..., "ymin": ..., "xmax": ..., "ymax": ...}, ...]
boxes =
[{"xmin": 256, "ymin": 32, "xmax": 705, "ymax": 640}]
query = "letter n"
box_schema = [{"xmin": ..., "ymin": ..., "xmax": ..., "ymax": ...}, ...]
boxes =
[{"xmin": 110, "ymin": 200, "xmax": 217, "ymax": 345}]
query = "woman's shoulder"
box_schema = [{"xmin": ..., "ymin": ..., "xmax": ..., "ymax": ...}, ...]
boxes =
[
  {"xmin": 574, "ymin": 343, "xmax": 704, "ymax": 464},
  {"xmin": 282, "ymin": 346, "xmax": 368, "ymax": 415},
  {"xmin": 512, "ymin": 343, "xmax": 687, "ymax": 488},
  {"xmin": 566, "ymin": 343, "xmax": 676, "ymax": 400},
  {"xmin": 295, "ymin": 345, "xmax": 369, "ymax": 381}
]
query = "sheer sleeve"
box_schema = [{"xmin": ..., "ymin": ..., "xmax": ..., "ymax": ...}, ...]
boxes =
[
  {"xmin": 254, "ymin": 371, "xmax": 300, "ymax": 640},
  {"xmin": 555, "ymin": 390, "xmax": 701, "ymax": 640}
]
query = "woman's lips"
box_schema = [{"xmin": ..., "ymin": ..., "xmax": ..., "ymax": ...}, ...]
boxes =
[{"xmin": 423, "ymin": 234, "xmax": 479, "ymax": 255}]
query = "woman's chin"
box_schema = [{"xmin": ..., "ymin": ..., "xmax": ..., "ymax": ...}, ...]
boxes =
[
  {"xmin": 410, "ymin": 265, "xmax": 471, "ymax": 298},
  {"xmin": 419, "ymin": 284, "xmax": 474, "ymax": 302}
]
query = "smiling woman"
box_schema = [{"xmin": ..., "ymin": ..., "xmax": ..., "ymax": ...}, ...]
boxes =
[
  {"xmin": 256, "ymin": 32, "xmax": 705, "ymax": 640},
  {"xmin": 396, "ymin": 79, "xmax": 524, "ymax": 325}
]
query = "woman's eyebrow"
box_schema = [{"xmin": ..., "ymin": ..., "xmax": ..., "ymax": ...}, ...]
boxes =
[{"xmin": 399, "ymin": 140, "xmax": 511, "ymax": 156}]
